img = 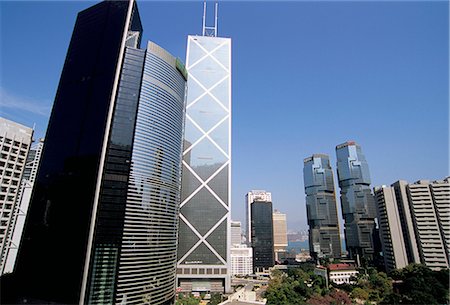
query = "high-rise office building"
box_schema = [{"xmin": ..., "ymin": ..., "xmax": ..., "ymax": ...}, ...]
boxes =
[
  {"xmin": 303, "ymin": 154, "xmax": 342, "ymax": 259},
  {"xmin": 407, "ymin": 179, "xmax": 449, "ymax": 270},
  {"xmin": 336, "ymin": 141, "xmax": 378, "ymax": 262},
  {"xmin": 3, "ymin": 138, "xmax": 44, "ymax": 274},
  {"xmin": 5, "ymin": 1, "xmax": 188, "ymax": 304},
  {"xmin": 246, "ymin": 190, "xmax": 274, "ymax": 272},
  {"xmin": 231, "ymin": 220, "xmax": 242, "ymax": 246},
  {"xmin": 273, "ymin": 210, "xmax": 288, "ymax": 261},
  {"xmin": 391, "ymin": 180, "xmax": 420, "ymax": 265},
  {"xmin": 177, "ymin": 2, "xmax": 232, "ymax": 293},
  {"xmin": 373, "ymin": 186, "xmax": 408, "ymax": 272},
  {"xmin": 0, "ymin": 118, "xmax": 33, "ymax": 275},
  {"xmin": 246, "ymin": 190, "xmax": 272, "ymax": 246}
]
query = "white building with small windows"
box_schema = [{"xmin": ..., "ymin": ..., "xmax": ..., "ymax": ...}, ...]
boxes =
[
  {"xmin": 231, "ymin": 245, "xmax": 253, "ymax": 276},
  {"xmin": 0, "ymin": 118, "xmax": 33, "ymax": 274},
  {"xmin": 4, "ymin": 138, "xmax": 44, "ymax": 273},
  {"xmin": 327, "ymin": 263, "xmax": 358, "ymax": 284}
]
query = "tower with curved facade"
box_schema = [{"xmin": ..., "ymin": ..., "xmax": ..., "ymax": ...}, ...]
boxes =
[
  {"xmin": 5, "ymin": 1, "xmax": 187, "ymax": 304},
  {"xmin": 303, "ymin": 154, "xmax": 342, "ymax": 260}
]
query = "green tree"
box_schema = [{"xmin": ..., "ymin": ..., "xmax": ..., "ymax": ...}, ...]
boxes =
[
  {"xmin": 207, "ymin": 293, "xmax": 222, "ymax": 305},
  {"xmin": 176, "ymin": 293, "xmax": 200, "ymax": 305},
  {"xmin": 351, "ymin": 287, "xmax": 369, "ymax": 301},
  {"xmin": 388, "ymin": 264, "xmax": 449, "ymax": 305}
]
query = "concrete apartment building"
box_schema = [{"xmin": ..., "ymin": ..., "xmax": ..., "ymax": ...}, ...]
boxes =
[
  {"xmin": 374, "ymin": 186, "xmax": 409, "ymax": 272},
  {"xmin": 0, "ymin": 118, "xmax": 33, "ymax": 275},
  {"xmin": 4, "ymin": 138, "xmax": 44, "ymax": 274},
  {"xmin": 407, "ymin": 179, "xmax": 449, "ymax": 270}
]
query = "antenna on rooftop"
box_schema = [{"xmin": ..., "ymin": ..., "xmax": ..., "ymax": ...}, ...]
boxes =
[{"xmin": 202, "ymin": 1, "xmax": 218, "ymax": 37}]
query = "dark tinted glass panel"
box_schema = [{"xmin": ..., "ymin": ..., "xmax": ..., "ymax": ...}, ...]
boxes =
[{"xmin": 10, "ymin": 2, "xmax": 136, "ymax": 304}]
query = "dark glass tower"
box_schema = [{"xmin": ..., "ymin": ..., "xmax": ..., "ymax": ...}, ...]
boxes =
[
  {"xmin": 303, "ymin": 154, "xmax": 342, "ymax": 260},
  {"xmin": 250, "ymin": 199, "xmax": 274, "ymax": 272},
  {"xmin": 3, "ymin": 1, "xmax": 187, "ymax": 304},
  {"xmin": 336, "ymin": 141, "xmax": 377, "ymax": 262}
]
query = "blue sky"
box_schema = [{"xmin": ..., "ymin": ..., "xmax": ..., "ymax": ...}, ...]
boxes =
[{"xmin": 1, "ymin": 0, "xmax": 448, "ymax": 230}]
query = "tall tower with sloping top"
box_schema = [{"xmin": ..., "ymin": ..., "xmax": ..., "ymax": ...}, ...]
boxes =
[{"xmin": 177, "ymin": 1, "xmax": 232, "ymax": 293}]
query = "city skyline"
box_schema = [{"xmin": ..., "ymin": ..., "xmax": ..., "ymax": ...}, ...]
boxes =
[{"xmin": 1, "ymin": 0, "xmax": 448, "ymax": 230}]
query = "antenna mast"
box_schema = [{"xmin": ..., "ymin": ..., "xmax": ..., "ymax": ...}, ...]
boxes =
[{"xmin": 202, "ymin": 1, "xmax": 218, "ymax": 37}]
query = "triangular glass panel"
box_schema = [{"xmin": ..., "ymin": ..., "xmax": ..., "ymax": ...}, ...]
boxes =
[
  {"xmin": 181, "ymin": 163, "xmax": 202, "ymax": 203},
  {"xmin": 180, "ymin": 242, "xmax": 223, "ymax": 265},
  {"xmin": 206, "ymin": 220, "xmax": 227, "ymax": 261},
  {"xmin": 185, "ymin": 137, "xmax": 227, "ymax": 181},
  {"xmin": 208, "ymin": 118, "xmax": 229, "ymax": 154},
  {"xmin": 207, "ymin": 165, "xmax": 228, "ymax": 206},
  {"xmin": 186, "ymin": 77, "xmax": 206, "ymax": 107},
  {"xmin": 209, "ymin": 77, "xmax": 230, "ymax": 110},
  {"xmin": 183, "ymin": 120, "xmax": 204, "ymax": 150},
  {"xmin": 177, "ymin": 218, "xmax": 200, "ymax": 260},
  {"xmin": 187, "ymin": 94, "xmax": 227, "ymax": 133},
  {"xmin": 194, "ymin": 37, "xmax": 225, "ymax": 53},
  {"xmin": 180, "ymin": 187, "xmax": 227, "ymax": 236},
  {"xmin": 187, "ymin": 38, "xmax": 208, "ymax": 67},
  {"xmin": 189, "ymin": 56, "xmax": 227, "ymax": 90},
  {"xmin": 210, "ymin": 43, "xmax": 230, "ymax": 71}
]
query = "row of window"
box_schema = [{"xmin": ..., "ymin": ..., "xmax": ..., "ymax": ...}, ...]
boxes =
[
  {"xmin": 177, "ymin": 267, "xmax": 227, "ymax": 275},
  {"xmin": 0, "ymin": 138, "xmax": 28, "ymax": 149}
]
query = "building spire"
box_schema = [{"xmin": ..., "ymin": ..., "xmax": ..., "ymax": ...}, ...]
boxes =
[{"xmin": 202, "ymin": 1, "xmax": 218, "ymax": 37}]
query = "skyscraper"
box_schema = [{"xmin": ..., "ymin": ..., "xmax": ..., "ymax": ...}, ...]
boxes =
[
  {"xmin": 391, "ymin": 180, "xmax": 420, "ymax": 265},
  {"xmin": 336, "ymin": 141, "xmax": 378, "ymax": 262},
  {"xmin": 303, "ymin": 154, "xmax": 342, "ymax": 259},
  {"xmin": 273, "ymin": 210, "xmax": 288, "ymax": 261},
  {"xmin": 3, "ymin": 138, "xmax": 44, "ymax": 274},
  {"xmin": 246, "ymin": 190, "xmax": 272, "ymax": 245},
  {"xmin": 373, "ymin": 186, "xmax": 408, "ymax": 272},
  {"xmin": 246, "ymin": 190, "xmax": 274, "ymax": 272},
  {"xmin": 231, "ymin": 220, "xmax": 242, "ymax": 246},
  {"xmin": 407, "ymin": 179, "xmax": 449, "ymax": 270},
  {"xmin": 176, "ymin": 2, "xmax": 232, "ymax": 293},
  {"xmin": 0, "ymin": 118, "xmax": 33, "ymax": 275},
  {"xmin": 5, "ymin": 1, "xmax": 187, "ymax": 304}
]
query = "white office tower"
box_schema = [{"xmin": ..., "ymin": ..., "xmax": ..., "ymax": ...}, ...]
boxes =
[
  {"xmin": 245, "ymin": 190, "xmax": 272, "ymax": 245},
  {"xmin": 231, "ymin": 221, "xmax": 242, "ymax": 246},
  {"xmin": 3, "ymin": 138, "xmax": 44, "ymax": 274},
  {"xmin": 407, "ymin": 179, "xmax": 449, "ymax": 270},
  {"xmin": 273, "ymin": 210, "xmax": 288, "ymax": 262},
  {"xmin": 177, "ymin": 2, "xmax": 232, "ymax": 293},
  {"xmin": 230, "ymin": 245, "xmax": 253, "ymax": 276},
  {"xmin": 0, "ymin": 118, "xmax": 33, "ymax": 274},
  {"xmin": 374, "ymin": 186, "xmax": 408, "ymax": 272}
]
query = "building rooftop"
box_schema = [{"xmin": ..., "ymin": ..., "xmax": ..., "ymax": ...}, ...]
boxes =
[{"xmin": 328, "ymin": 263, "xmax": 356, "ymax": 271}]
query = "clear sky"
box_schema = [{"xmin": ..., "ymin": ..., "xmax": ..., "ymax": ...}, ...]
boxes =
[{"xmin": 1, "ymin": 0, "xmax": 448, "ymax": 230}]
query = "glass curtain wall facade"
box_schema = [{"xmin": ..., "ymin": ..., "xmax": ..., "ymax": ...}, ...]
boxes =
[
  {"xmin": 251, "ymin": 201, "xmax": 274, "ymax": 272},
  {"xmin": 336, "ymin": 141, "xmax": 378, "ymax": 262},
  {"xmin": 5, "ymin": 2, "xmax": 187, "ymax": 304},
  {"xmin": 113, "ymin": 42, "xmax": 187, "ymax": 305},
  {"xmin": 177, "ymin": 35, "xmax": 232, "ymax": 293},
  {"xmin": 303, "ymin": 154, "xmax": 341, "ymax": 260}
]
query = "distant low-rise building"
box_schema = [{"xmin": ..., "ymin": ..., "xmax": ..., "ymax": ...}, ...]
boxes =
[{"xmin": 327, "ymin": 263, "xmax": 358, "ymax": 285}]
